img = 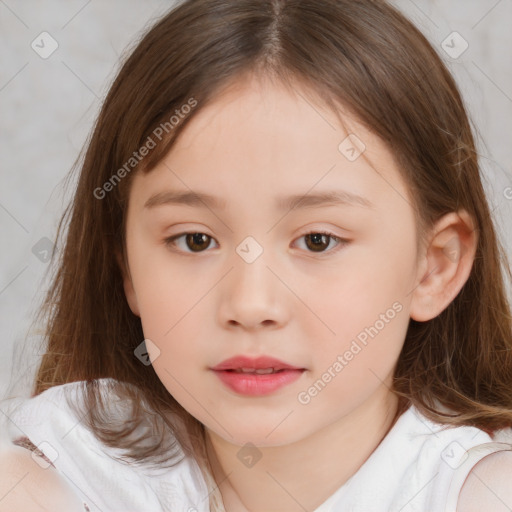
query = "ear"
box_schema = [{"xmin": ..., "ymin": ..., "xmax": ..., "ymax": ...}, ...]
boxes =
[
  {"xmin": 409, "ymin": 210, "xmax": 478, "ymax": 322},
  {"xmin": 115, "ymin": 248, "xmax": 140, "ymax": 317}
]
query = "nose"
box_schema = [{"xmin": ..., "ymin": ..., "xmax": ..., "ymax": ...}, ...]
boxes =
[{"xmin": 218, "ymin": 253, "xmax": 289, "ymax": 331}]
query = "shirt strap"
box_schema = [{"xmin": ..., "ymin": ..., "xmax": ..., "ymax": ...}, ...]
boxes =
[{"xmin": 443, "ymin": 441, "xmax": 512, "ymax": 512}]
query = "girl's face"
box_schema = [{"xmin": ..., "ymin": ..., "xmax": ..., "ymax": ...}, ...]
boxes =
[{"xmin": 122, "ymin": 76, "xmax": 422, "ymax": 446}]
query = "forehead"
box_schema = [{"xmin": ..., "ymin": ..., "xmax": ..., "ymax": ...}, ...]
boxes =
[{"xmin": 128, "ymin": 75, "xmax": 414, "ymax": 218}]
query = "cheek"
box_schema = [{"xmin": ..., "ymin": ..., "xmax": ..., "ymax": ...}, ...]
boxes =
[
  {"xmin": 128, "ymin": 238, "xmax": 212, "ymax": 334},
  {"xmin": 303, "ymin": 227, "xmax": 415, "ymax": 386},
  {"xmin": 302, "ymin": 246, "xmax": 414, "ymax": 348},
  {"xmin": 129, "ymin": 250, "xmax": 215, "ymax": 376},
  {"xmin": 137, "ymin": 283, "xmax": 210, "ymax": 376},
  {"xmin": 312, "ymin": 289, "xmax": 409, "ymax": 375},
  {"xmin": 299, "ymin": 304, "xmax": 409, "ymax": 419}
]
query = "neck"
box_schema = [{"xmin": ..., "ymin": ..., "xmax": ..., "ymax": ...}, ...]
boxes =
[{"xmin": 205, "ymin": 386, "xmax": 401, "ymax": 512}]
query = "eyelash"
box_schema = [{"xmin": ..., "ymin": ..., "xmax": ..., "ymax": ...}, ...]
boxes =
[{"xmin": 163, "ymin": 230, "xmax": 349, "ymax": 256}]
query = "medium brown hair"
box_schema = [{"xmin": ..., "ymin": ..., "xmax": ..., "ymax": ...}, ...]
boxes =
[{"xmin": 19, "ymin": 0, "xmax": 512, "ymax": 509}]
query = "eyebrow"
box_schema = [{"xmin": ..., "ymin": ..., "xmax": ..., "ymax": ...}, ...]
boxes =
[{"xmin": 144, "ymin": 189, "xmax": 374, "ymax": 211}]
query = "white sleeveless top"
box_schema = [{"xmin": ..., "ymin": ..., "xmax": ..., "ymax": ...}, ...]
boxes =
[{"xmin": 1, "ymin": 378, "xmax": 512, "ymax": 512}]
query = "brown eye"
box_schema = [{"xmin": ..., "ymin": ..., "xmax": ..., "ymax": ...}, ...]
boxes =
[
  {"xmin": 164, "ymin": 230, "xmax": 348, "ymax": 256},
  {"xmin": 295, "ymin": 231, "xmax": 347, "ymax": 254},
  {"xmin": 304, "ymin": 233, "xmax": 332, "ymax": 252},
  {"xmin": 164, "ymin": 232, "xmax": 216, "ymax": 253},
  {"xmin": 185, "ymin": 233, "xmax": 211, "ymax": 252}
]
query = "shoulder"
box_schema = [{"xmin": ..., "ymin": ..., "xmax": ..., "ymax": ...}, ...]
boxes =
[
  {"xmin": 0, "ymin": 444, "xmax": 85, "ymax": 511},
  {"xmin": 457, "ymin": 449, "xmax": 512, "ymax": 512}
]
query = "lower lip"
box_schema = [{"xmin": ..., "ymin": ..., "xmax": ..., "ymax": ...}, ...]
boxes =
[{"xmin": 212, "ymin": 369, "xmax": 305, "ymax": 396}]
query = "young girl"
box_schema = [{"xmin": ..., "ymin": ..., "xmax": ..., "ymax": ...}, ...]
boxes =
[{"xmin": 1, "ymin": 0, "xmax": 512, "ymax": 511}]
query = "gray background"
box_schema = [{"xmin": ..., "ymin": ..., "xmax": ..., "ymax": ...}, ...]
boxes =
[{"xmin": 1, "ymin": 0, "xmax": 511, "ymax": 407}]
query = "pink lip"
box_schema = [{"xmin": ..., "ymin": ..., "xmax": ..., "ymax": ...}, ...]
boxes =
[
  {"xmin": 212, "ymin": 369, "xmax": 305, "ymax": 396},
  {"xmin": 210, "ymin": 355, "xmax": 306, "ymax": 396}
]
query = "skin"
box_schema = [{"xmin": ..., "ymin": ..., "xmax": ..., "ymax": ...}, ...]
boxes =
[
  {"xmin": 119, "ymin": 73, "xmax": 478, "ymax": 512},
  {"xmin": 0, "ymin": 445, "xmax": 86, "ymax": 511}
]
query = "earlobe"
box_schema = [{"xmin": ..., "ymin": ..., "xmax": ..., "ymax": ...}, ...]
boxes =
[
  {"xmin": 409, "ymin": 210, "xmax": 478, "ymax": 322},
  {"xmin": 115, "ymin": 249, "xmax": 140, "ymax": 317}
]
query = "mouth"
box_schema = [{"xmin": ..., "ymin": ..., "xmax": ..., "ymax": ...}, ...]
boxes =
[{"xmin": 210, "ymin": 355, "xmax": 306, "ymax": 395}]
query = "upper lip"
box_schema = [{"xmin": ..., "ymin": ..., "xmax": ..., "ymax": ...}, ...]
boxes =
[{"xmin": 211, "ymin": 355, "xmax": 305, "ymax": 371}]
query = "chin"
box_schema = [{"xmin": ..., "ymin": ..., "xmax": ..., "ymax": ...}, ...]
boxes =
[{"xmin": 207, "ymin": 420, "xmax": 307, "ymax": 448}]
